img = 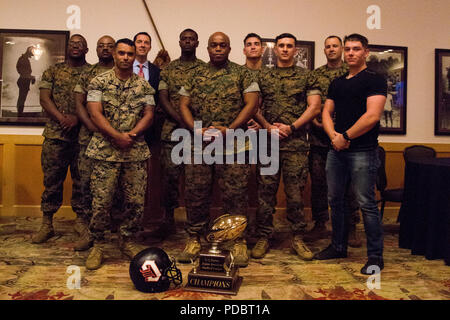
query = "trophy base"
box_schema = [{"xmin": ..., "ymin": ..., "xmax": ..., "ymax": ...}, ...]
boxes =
[{"xmin": 184, "ymin": 268, "xmax": 243, "ymax": 295}]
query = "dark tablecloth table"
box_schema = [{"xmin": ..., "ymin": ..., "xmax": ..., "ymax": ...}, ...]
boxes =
[{"xmin": 398, "ymin": 157, "xmax": 450, "ymax": 265}]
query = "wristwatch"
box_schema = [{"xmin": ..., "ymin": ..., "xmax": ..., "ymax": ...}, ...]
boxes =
[
  {"xmin": 289, "ymin": 124, "xmax": 296, "ymax": 133},
  {"xmin": 342, "ymin": 131, "xmax": 351, "ymax": 142}
]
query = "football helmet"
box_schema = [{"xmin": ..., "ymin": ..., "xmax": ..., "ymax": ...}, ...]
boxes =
[{"xmin": 129, "ymin": 247, "xmax": 182, "ymax": 293}]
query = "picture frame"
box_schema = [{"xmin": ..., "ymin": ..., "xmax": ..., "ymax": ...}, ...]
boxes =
[
  {"xmin": 367, "ymin": 44, "xmax": 408, "ymax": 134},
  {"xmin": 261, "ymin": 38, "xmax": 315, "ymax": 71},
  {"xmin": 434, "ymin": 49, "xmax": 450, "ymax": 135},
  {"xmin": 0, "ymin": 29, "xmax": 69, "ymax": 125}
]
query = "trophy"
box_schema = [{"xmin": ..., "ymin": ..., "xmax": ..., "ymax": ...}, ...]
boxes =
[{"xmin": 184, "ymin": 214, "xmax": 247, "ymax": 295}]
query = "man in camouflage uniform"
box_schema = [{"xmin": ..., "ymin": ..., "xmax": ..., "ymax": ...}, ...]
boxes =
[
  {"xmin": 251, "ymin": 33, "xmax": 321, "ymax": 260},
  {"xmin": 304, "ymin": 36, "xmax": 362, "ymax": 247},
  {"xmin": 243, "ymin": 33, "xmax": 265, "ymax": 131},
  {"xmin": 32, "ymin": 34, "xmax": 91, "ymax": 244},
  {"xmin": 84, "ymin": 38, "xmax": 155, "ymax": 270},
  {"xmin": 72, "ymin": 35, "xmax": 115, "ymax": 251},
  {"xmin": 147, "ymin": 29, "xmax": 205, "ymax": 240},
  {"xmin": 178, "ymin": 32, "xmax": 259, "ymax": 267}
]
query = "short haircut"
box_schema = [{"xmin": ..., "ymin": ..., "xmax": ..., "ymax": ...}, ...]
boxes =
[
  {"xmin": 115, "ymin": 38, "xmax": 136, "ymax": 49},
  {"xmin": 325, "ymin": 35, "xmax": 342, "ymax": 45},
  {"xmin": 243, "ymin": 33, "xmax": 262, "ymax": 44},
  {"xmin": 133, "ymin": 32, "xmax": 151, "ymax": 42},
  {"xmin": 180, "ymin": 28, "xmax": 198, "ymax": 40},
  {"xmin": 70, "ymin": 34, "xmax": 88, "ymax": 47},
  {"xmin": 275, "ymin": 33, "xmax": 297, "ymax": 44},
  {"xmin": 344, "ymin": 33, "xmax": 369, "ymax": 48}
]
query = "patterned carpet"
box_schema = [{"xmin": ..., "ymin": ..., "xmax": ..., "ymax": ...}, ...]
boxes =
[{"xmin": 0, "ymin": 212, "xmax": 449, "ymax": 301}]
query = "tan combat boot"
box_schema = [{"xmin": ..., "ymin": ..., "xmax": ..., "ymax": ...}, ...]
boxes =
[
  {"xmin": 292, "ymin": 235, "xmax": 314, "ymax": 261},
  {"xmin": 86, "ymin": 245, "xmax": 104, "ymax": 270},
  {"xmin": 119, "ymin": 235, "xmax": 146, "ymax": 260},
  {"xmin": 232, "ymin": 239, "xmax": 249, "ymax": 268},
  {"xmin": 251, "ymin": 238, "xmax": 269, "ymax": 259},
  {"xmin": 177, "ymin": 235, "xmax": 201, "ymax": 263},
  {"xmin": 32, "ymin": 216, "xmax": 54, "ymax": 244},
  {"xmin": 74, "ymin": 227, "xmax": 94, "ymax": 251},
  {"xmin": 74, "ymin": 217, "xmax": 88, "ymax": 235}
]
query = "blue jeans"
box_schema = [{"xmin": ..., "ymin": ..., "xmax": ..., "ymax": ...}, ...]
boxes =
[{"xmin": 326, "ymin": 148, "xmax": 383, "ymax": 258}]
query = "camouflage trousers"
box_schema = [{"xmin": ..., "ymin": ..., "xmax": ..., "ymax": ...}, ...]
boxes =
[
  {"xmin": 160, "ymin": 142, "xmax": 184, "ymax": 222},
  {"xmin": 184, "ymin": 158, "xmax": 250, "ymax": 236},
  {"xmin": 77, "ymin": 144, "xmax": 124, "ymax": 223},
  {"xmin": 309, "ymin": 145, "xmax": 360, "ymax": 225},
  {"xmin": 41, "ymin": 138, "xmax": 84, "ymax": 218},
  {"xmin": 89, "ymin": 160, "xmax": 147, "ymax": 242},
  {"xmin": 256, "ymin": 150, "xmax": 309, "ymax": 238}
]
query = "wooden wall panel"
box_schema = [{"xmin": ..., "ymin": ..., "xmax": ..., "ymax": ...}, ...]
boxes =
[
  {"xmin": 0, "ymin": 135, "xmax": 449, "ymax": 220},
  {"xmin": 0, "ymin": 145, "xmax": 3, "ymax": 205}
]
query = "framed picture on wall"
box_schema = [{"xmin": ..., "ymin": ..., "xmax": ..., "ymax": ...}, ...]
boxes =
[
  {"xmin": 367, "ymin": 45, "xmax": 407, "ymax": 134},
  {"xmin": 261, "ymin": 38, "xmax": 315, "ymax": 70},
  {"xmin": 0, "ymin": 29, "xmax": 69, "ymax": 125},
  {"xmin": 435, "ymin": 49, "xmax": 450, "ymax": 135}
]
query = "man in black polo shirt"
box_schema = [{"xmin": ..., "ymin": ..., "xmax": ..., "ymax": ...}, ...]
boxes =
[{"xmin": 314, "ymin": 34, "xmax": 387, "ymax": 275}]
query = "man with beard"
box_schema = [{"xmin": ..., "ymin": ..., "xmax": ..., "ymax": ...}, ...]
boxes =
[
  {"xmin": 84, "ymin": 38, "xmax": 155, "ymax": 270},
  {"xmin": 33, "ymin": 34, "xmax": 91, "ymax": 244},
  {"xmin": 72, "ymin": 35, "xmax": 115, "ymax": 251}
]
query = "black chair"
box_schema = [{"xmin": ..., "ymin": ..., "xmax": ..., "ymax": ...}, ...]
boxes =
[
  {"xmin": 377, "ymin": 145, "xmax": 437, "ymax": 221},
  {"xmin": 403, "ymin": 145, "xmax": 436, "ymax": 162},
  {"xmin": 376, "ymin": 146, "xmax": 404, "ymax": 220}
]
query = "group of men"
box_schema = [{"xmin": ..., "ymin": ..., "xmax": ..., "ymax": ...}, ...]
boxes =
[{"xmin": 31, "ymin": 28, "xmax": 387, "ymax": 275}]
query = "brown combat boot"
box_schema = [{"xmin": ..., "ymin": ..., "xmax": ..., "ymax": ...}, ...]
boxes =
[
  {"xmin": 74, "ymin": 227, "xmax": 93, "ymax": 251},
  {"xmin": 292, "ymin": 235, "xmax": 314, "ymax": 261},
  {"xmin": 119, "ymin": 235, "xmax": 146, "ymax": 260},
  {"xmin": 251, "ymin": 238, "xmax": 269, "ymax": 259},
  {"xmin": 86, "ymin": 244, "xmax": 104, "ymax": 270},
  {"xmin": 74, "ymin": 217, "xmax": 88, "ymax": 235},
  {"xmin": 32, "ymin": 216, "xmax": 54, "ymax": 244},
  {"xmin": 232, "ymin": 239, "xmax": 249, "ymax": 268}
]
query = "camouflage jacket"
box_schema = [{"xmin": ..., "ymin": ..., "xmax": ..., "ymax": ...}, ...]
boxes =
[
  {"xmin": 308, "ymin": 63, "xmax": 349, "ymax": 147},
  {"xmin": 179, "ymin": 60, "xmax": 259, "ymax": 128},
  {"xmin": 39, "ymin": 62, "xmax": 91, "ymax": 142},
  {"xmin": 258, "ymin": 65, "xmax": 321, "ymax": 151},
  {"xmin": 85, "ymin": 69, "xmax": 155, "ymax": 162},
  {"xmin": 158, "ymin": 58, "xmax": 205, "ymax": 142},
  {"xmin": 73, "ymin": 63, "xmax": 112, "ymax": 146}
]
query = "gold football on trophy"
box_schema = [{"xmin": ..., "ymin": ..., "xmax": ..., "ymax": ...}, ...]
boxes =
[{"xmin": 206, "ymin": 214, "xmax": 247, "ymax": 243}]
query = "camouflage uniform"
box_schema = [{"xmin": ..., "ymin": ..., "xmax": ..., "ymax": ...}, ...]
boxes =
[
  {"xmin": 73, "ymin": 63, "xmax": 113, "ymax": 223},
  {"xmin": 86, "ymin": 69, "xmax": 155, "ymax": 242},
  {"xmin": 158, "ymin": 58, "xmax": 205, "ymax": 222},
  {"xmin": 256, "ymin": 65, "xmax": 321, "ymax": 238},
  {"xmin": 39, "ymin": 62, "xmax": 91, "ymax": 219},
  {"xmin": 179, "ymin": 61, "xmax": 259, "ymax": 236},
  {"xmin": 308, "ymin": 63, "xmax": 360, "ymax": 225}
]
